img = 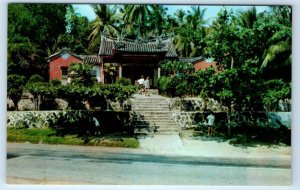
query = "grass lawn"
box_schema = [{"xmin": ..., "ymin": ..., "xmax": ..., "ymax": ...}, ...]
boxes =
[{"xmin": 7, "ymin": 128, "xmax": 139, "ymax": 148}]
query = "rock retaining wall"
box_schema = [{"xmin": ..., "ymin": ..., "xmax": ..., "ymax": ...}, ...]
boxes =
[
  {"xmin": 7, "ymin": 111, "xmax": 135, "ymax": 134},
  {"xmin": 7, "ymin": 111, "xmax": 62, "ymax": 128},
  {"xmin": 167, "ymin": 97, "xmax": 227, "ymax": 112},
  {"xmin": 171, "ymin": 111, "xmax": 291, "ymax": 129}
]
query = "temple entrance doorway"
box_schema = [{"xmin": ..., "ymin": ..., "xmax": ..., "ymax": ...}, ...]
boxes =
[{"xmin": 122, "ymin": 63, "xmax": 157, "ymax": 88}]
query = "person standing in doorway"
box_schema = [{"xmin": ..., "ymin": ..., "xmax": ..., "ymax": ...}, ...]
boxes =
[
  {"xmin": 137, "ymin": 75, "xmax": 145, "ymax": 94},
  {"xmin": 207, "ymin": 111, "xmax": 215, "ymax": 137},
  {"xmin": 144, "ymin": 76, "xmax": 150, "ymax": 96}
]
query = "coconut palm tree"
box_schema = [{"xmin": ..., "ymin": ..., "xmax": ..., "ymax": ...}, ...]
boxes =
[
  {"xmin": 260, "ymin": 6, "xmax": 291, "ymax": 81},
  {"xmin": 122, "ymin": 5, "xmax": 153, "ymax": 38},
  {"xmin": 186, "ymin": 6, "xmax": 207, "ymax": 30},
  {"xmin": 261, "ymin": 26, "xmax": 291, "ymax": 75},
  {"xmin": 236, "ymin": 6, "xmax": 257, "ymax": 29},
  {"xmin": 149, "ymin": 5, "xmax": 168, "ymax": 36},
  {"xmin": 88, "ymin": 5, "xmax": 120, "ymax": 43},
  {"xmin": 174, "ymin": 6, "xmax": 207, "ymax": 57},
  {"xmin": 174, "ymin": 9, "xmax": 186, "ymax": 26}
]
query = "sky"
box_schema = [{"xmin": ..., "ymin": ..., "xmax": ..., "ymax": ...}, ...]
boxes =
[{"xmin": 72, "ymin": 4, "xmax": 270, "ymax": 25}]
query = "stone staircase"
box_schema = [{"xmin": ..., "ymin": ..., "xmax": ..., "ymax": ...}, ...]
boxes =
[{"xmin": 130, "ymin": 91, "xmax": 179, "ymax": 135}]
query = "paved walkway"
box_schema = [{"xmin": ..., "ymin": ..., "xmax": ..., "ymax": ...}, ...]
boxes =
[
  {"xmin": 132, "ymin": 93, "xmax": 291, "ymax": 165},
  {"xmin": 137, "ymin": 129, "xmax": 291, "ymax": 167}
]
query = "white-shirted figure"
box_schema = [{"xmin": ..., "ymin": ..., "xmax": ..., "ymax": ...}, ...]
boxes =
[
  {"xmin": 137, "ymin": 75, "xmax": 145, "ymax": 94},
  {"xmin": 207, "ymin": 111, "xmax": 215, "ymax": 137},
  {"xmin": 143, "ymin": 76, "xmax": 150, "ymax": 96}
]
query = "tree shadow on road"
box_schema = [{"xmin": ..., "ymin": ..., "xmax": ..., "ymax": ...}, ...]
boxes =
[{"xmin": 188, "ymin": 127, "xmax": 291, "ymax": 149}]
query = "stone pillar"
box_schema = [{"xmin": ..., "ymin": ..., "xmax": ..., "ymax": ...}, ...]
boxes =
[
  {"xmin": 158, "ymin": 67, "xmax": 161, "ymax": 78},
  {"xmin": 119, "ymin": 65, "xmax": 122, "ymax": 78},
  {"xmin": 100, "ymin": 62, "xmax": 105, "ymax": 83}
]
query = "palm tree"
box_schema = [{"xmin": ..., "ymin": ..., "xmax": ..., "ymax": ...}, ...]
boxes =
[
  {"xmin": 271, "ymin": 5, "xmax": 291, "ymax": 27},
  {"xmin": 149, "ymin": 5, "xmax": 168, "ymax": 36},
  {"xmin": 261, "ymin": 26, "xmax": 291, "ymax": 75},
  {"xmin": 88, "ymin": 5, "xmax": 120, "ymax": 43},
  {"xmin": 260, "ymin": 6, "xmax": 291, "ymax": 81},
  {"xmin": 186, "ymin": 6, "xmax": 207, "ymax": 30},
  {"xmin": 122, "ymin": 5, "xmax": 153, "ymax": 38},
  {"xmin": 174, "ymin": 6, "xmax": 207, "ymax": 57},
  {"xmin": 174, "ymin": 9, "xmax": 186, "ymax": 26},
  {"xmin": 236, "ymin": 6, "xmax": 257, "ymax": 29}
]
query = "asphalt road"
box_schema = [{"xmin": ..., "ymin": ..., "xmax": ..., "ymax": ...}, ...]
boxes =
[{"xmin": 7, "ymin": 143, "xmax": 291, "ymax": 185}]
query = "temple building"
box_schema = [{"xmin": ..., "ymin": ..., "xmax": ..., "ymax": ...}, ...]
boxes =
[{"xmin": 48, "ymin": 34, "xmax": 178, "ymax": 87}]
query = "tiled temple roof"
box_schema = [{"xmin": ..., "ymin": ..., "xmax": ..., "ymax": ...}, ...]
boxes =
[
  {"xmin": 98, "ymin": 35, "xmax": 178, "ymax": 58},
  {"xmin": 81, "ymin": 55, "xmax": 101, "ymax": 64},
  {"xmin": 47, "ymin": 49, "xmax": 101, "ymax": 64},
  {"xmin": 47, "ymin": 48, "xmax": 83, "ymax": 60}
]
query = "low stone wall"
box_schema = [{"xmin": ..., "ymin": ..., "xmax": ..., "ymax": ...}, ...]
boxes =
[
  {"xmin": 7, "ymin": 110, "xmax": 135, "ymax": 134},
  {"xmin": 171, "ymin": 111, "xmax": 291, "ymax": 129},
  {"xmin": 7, "ymin": 110, "xmax": 291, "ymax": 133},
  {"xmin": 167, "ymin": 97, "xmax": 227, "ymax": 112},
  {"xmin": 7, "ymin": 111, "xmax": 62, "ymax": 128}
]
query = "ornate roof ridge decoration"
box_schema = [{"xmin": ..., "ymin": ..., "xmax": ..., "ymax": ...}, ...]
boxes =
[
  {"xmin": 99, "ymin": 33, "xmax": 178, "ymax": 58},
  {"xmin": 101, "ymin": 32, "xmax": 175, "ymax": 43},
  {"xmin": 47, "ymin": 48, "xmax": 83, "ymax": 60}
]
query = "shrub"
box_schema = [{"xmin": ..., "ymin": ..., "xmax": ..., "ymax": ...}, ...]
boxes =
[
  {"xmin": 116, "ymin": 77, "xmax": 132, "ymax": 86},
  {"xmin": 28, "ymin": 74, "xmax": 45, "ymax": 83},
  {"xmin": 157, "ymin": 76, "xmax": 176, "ymax": 96},
  {"xmin": 7, "ymin": 74, "xmax": 26, "ymax": 110}
]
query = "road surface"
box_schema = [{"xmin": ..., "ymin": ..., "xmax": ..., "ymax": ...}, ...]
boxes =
[{"xmin": 7, "ymin": 143, "xmax": 291, "ymax": 185}]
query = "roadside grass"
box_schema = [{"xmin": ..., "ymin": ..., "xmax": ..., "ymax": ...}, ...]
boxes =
[{"xmin": 7, "ymin": 128, "xmax": 139, "ymax": 148}]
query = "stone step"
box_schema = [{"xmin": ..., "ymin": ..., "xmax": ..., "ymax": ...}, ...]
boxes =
[
  {"xmin": 132, "ymin": 111, "xmax": 173, "ymax": 115},
  {"xmin": 131, "ymin": 103, "xmax": 169, "ymax": 108},
  {"xmin": 133, "ymin": 118, "xmax": 176, "ymax": 121},
  {"xmin": 132, "ymin": 102, "xmax": 168, "ymax": 105},
  {"xmin": 131, "ymin": 92, "xmax": 180, "ymax": 135},
  {"xmin": 132, "ymin": 99, "xmax": 167, "ymax": 101},
  {"xmin": 134, "ymin": 127, "xmax": 180, "ymax": 135},
  {"xmin": 133, "ymin": 115, "xmax": 174, "ymax": 119},
  {"xmin": 131, "ymin": 98, "xmax": 168, "ymax": 102},
  {"xmin": 157, "ymin": 128, "xmax": 181, "ymax": 132},
  {"xmin": 132, "ymin": 109, "xmax": 170, "ymax": 112},
  {"xmin": 134, "ymin": 120, "xmax": 175, "ymax": 124},
  {"xmin": 133, "ymin": 119, "xmax": 175, "ymax": 122},
  {"xmin": 131, "ymin": 106, "xmax": 170, "ymax": 112},
  {"xmin": 134, "ymin": 124, "xmax": 179, "ymax": 129},
  {"xmin": 132, "ymin": 98, "xmax": 167, "ymax": 100},
  {"xmin": 133, "ymin": 122, "xmax": 177, "ymax": 126},
  {"xmin": 132, "ymin": 111, "xmax": 174, "ymax": 113},
  {"xmin": 133, "ymin": 115, "xmax": 174, "ymax": 118}
]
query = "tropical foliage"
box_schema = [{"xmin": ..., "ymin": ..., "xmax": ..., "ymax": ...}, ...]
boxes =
[
  {"xmin": 7, "ymin": 74, "xmax": 26, "ymax": 110},
  {"xmin": 8, "ymin": 4, "xmax": 291, "ymax": 113},
  {"xmin": 8, "ymin": 4, "xmax": 292, "ymax": 78}
]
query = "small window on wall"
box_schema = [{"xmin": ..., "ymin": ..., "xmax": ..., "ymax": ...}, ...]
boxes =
[{"xmin": 61, "ymin": 67, "xmax": 68, "ymax": 79}]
